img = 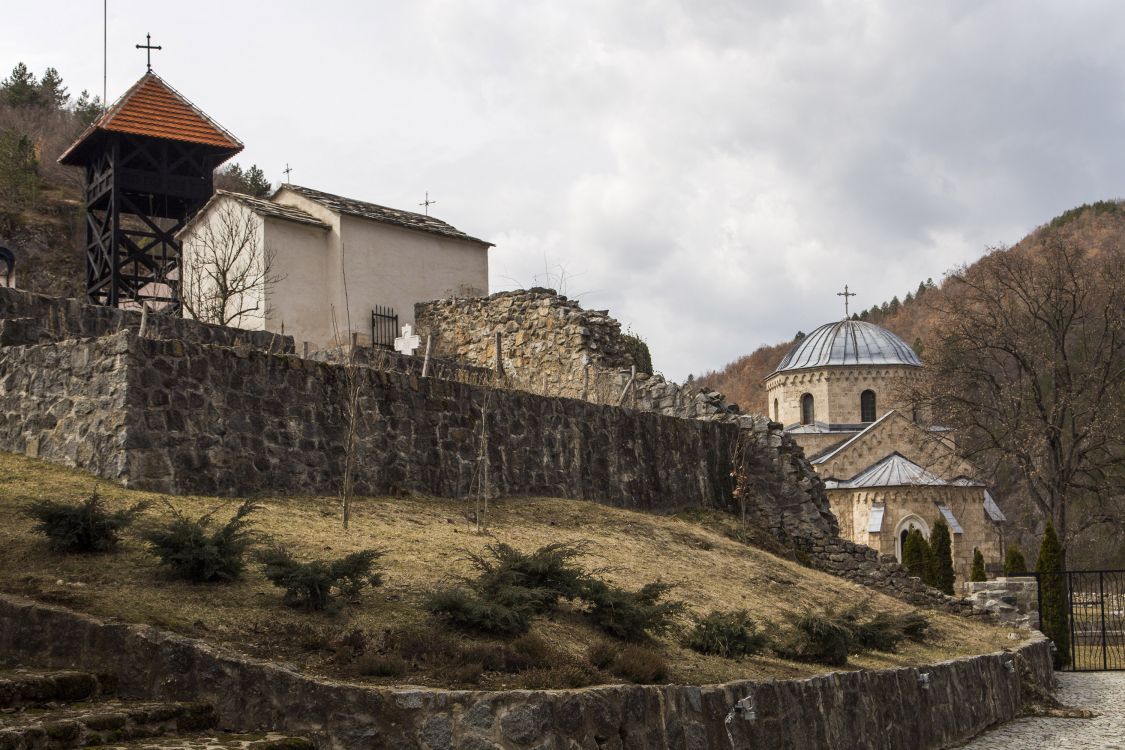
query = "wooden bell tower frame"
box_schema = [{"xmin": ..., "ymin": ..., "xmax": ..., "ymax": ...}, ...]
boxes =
[{"xmin": 60, "ymin": 73, "xmax": 242, "ymax": 310}]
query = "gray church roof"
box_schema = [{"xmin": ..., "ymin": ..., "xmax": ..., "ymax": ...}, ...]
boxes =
[
  {"xmin": 280, "ymin": 185, "xmax": 492, "ymax": 246},
  {"xmin": 827, "ymin": 452, "xmax": 947, "ymax": 488},
  {"xmin": 771, "ymin": 320, "xmax": 922, "ymax": 374}
]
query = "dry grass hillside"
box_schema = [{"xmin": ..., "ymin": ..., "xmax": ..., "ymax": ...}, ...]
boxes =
[{"xmin": 0, "ymin": 452, "xmax": 1016, "ymax": 690}]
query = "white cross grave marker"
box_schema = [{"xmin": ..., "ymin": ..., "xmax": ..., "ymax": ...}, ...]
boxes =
[{"xmin": 394, "ymin": 324, "xmax": 422, "ymax": 356}]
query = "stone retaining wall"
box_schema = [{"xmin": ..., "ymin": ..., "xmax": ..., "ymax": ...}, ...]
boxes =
[
  {"xmin": 0, "ymin": 285, "xmax": 293, "ymax": 353},
  {"xmin": 0, "ymin": 594, "xmax": 1054, "ymax": 750},
  {"xmin": 0, "ymin": 335, "xmax": 129, "ymax": 478}
]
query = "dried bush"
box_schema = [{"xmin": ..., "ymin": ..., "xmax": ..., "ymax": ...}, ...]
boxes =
[
  {"xmin": 24, "ymin": 491, "xmax": 148, "ymax": 553},
  {"xmin": 351, "ymin": 653, "xmax": 408, "ymax": 678},
  {"xmin": 610, "ymin": 644, "xmax": 669, "ymax": 684},
  {"xmin": 516, "ymin": 664, "xmax": 597, "ymax": 689},
  {"xmin": 143, "ymin": 500, "xmax": 258, "ymax": 583},
  {"xmin": 685, "ymin": 609, "xmax": 769, "ymax": 658},
  {"xmin": 773, "ymin": 608, "xmax": 853, "ymax": 666},
  {"xmin": 581, "ymin": 580, "xmax": 684, "ymax": 642},
  {"xmin": 260, "ymin": 547, "xmax": 384, "ymax": 612},
  {"xmin": 586, "ymin": 640, "xmax": 619, "ymax": 670}
]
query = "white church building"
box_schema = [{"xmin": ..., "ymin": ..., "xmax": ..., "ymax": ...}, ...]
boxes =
[{"xmin": 178, "ymin": 184, "xmax": 491, "ymax": 349}]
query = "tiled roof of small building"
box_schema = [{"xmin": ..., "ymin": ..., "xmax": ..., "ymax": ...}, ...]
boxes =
[
  {"xmin": 176, "ymin": 191, "xmax": 330, "ymax": 239},
  {"xmin": 218, "ymin": 191, "xmax": 329, "ymax": 228},
  {"xmin": 60, "ymin": 72, "xmax": 242, "ymax": 165},
  {"xmin": 280, "ymin": 185, "xmax": 492, "ymax": 246},
  {"xmin": 771, "ymin": 320, "xmax": 922, "ymax": 375}
]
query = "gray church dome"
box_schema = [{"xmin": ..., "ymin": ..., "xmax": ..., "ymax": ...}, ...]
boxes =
[{"xmin": 772, "ymin": 320, "xmax": 922, "ymax": 374}]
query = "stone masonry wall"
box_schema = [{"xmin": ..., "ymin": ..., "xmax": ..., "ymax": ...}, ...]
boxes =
[
  {"xmin": 0, "ymin": 594, "xmax": 1055, "ymax": 750},
  {"xmin": 0, "ymin": 285, "xmax": 293, "ymax": 353},
  {"xmin": 964, "ymin": 578, "xmax": 1040, "ymax": 629},
  {"xmin": 0, "ymin": 335, "xmax": 129, "ymax": 478}
]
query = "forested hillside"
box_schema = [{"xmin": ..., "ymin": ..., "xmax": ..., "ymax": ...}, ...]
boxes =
[{"xmin": 0, "ymin": 62, "xmax": 269, "ymax": 297}]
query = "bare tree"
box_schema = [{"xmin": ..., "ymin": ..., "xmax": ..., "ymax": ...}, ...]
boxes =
[
  {"xmin": 180, "ymin": 202, "xmax": 281, "ymax": 327},
  {"xmin": 912, "ymin": 236, "xmax": 1125, "ymax": 561}
]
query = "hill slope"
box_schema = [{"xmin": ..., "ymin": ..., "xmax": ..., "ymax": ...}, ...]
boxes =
[{"xmin": 0, "ymin": 451, "xmax": 1011, "ymax": 689}]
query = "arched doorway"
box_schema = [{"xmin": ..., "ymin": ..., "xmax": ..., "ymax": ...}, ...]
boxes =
[{"xmin": 895, "ymin": 515, "xmax": 929, "ymax": 562}]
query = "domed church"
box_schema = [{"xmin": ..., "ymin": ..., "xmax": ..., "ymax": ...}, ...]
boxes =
[{"xmin": 764, "ymin": 318, "xmax": 1005, "ymax": 583}]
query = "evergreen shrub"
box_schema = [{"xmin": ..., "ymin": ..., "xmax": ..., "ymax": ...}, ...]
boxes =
[
  {"xmin": 1003, "ymin": 545, "xmax": 1028, "ymax": 576},
  {"xmin": 902, "ymin": 528, "xmax": 931, "ymax": 581},
  {"xmin": 929, "ymin": 517, "xmax": 956, "ymax": 594},
  {"xmin": 581, "ymin": 579, "xmax": 684, "ymax": 642},
  {"xmin": 260, "ymin": 547, "xmax": 384, "ymax": 611},
  {"xmin": 684, "ymin": 609, "xmax": 769, "ymax": 658},
  {"xmin": 1036, "ymin": 522, "xmax": 1069, "ymax": 669},
  {"xmin": 970, "ymin": 548, "xmax": 987, "ymax": 582},
  {"xmin": 24, "ymin": 491, "xmax": 148, "ymax": 553},
  {"xmin": 143, "ymin": 499, "xmax": 258, "ymax": 583}
]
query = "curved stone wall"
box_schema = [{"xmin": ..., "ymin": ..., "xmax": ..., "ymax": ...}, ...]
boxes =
[{"xmin": 0, "ymin": 595, "xmax": 1052, "ymax": 750}]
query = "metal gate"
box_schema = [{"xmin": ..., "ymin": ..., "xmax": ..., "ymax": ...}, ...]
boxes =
[
  {"xmin": 1037, "ymin": 570, "xmax": 1125, "ymax": 671},
  {"xmin": 371, "ymin": 305, "xmax": 398, "ymax": 350}
]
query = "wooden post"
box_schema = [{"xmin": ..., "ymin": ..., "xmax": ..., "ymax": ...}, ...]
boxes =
[
  {"xmin": 421, "ymin": 335, "xmax": 432, "ymax": 378},
  {"xmin": 493, "ymin": 332, "xmax": 504, "ymax": 379},
  {"xmin": 617, "ymin": 365, "xmax": 636, "ymax": 407},
  {"xmin": 138, "ymin": 303, "xmax": 148, "ymax": 338}
]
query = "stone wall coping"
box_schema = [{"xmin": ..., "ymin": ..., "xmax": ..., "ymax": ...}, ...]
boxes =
[{"xmin": 0, "ymin": 593, "xmax": 1054, "ymax": 750}]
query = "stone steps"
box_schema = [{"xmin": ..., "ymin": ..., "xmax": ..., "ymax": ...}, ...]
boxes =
[
  {"xmin": 90, "ymin": 734, "xmax": 315, "ymax": 749},
  {"xmin": 0, "ymin": 670, "xmax": 107, "ymax": 709},
  {"xmin": 0, "ymin": 700, "xmax": 216, "ymax": 749}
]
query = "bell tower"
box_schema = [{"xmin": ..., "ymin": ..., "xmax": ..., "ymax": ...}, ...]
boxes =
[{"xmin": 59, "ymin": 72, "xmax": 242, "ymax": 310}]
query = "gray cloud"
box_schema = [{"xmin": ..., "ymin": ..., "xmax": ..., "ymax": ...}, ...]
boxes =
[{"xmin": 6, "ymin": 0, "xmax": 1125, "ymax": 379}]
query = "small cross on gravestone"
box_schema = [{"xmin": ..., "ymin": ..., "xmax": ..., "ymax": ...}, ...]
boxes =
[{"xmin": 394, "ymin": 324, "xmax": 422, "ymax": 356}]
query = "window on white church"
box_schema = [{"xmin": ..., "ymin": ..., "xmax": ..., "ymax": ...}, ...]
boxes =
[
  {"xmin": 861, "ymin": 389, "xmax": 876, "ymax": 422},
  {"xmin": 800, "ymin": 393, "xmax": 814, "ymax": 425}
]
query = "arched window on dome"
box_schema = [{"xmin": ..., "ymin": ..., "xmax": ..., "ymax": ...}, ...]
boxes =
[
  {"xmin": 860, "ymin": 390, "xmax": 876, "ymax": 422},
  {"xmin": 800, "ymin": 393, "xmax": 814, "ymax": 425},
  {"xmin": 774, "ymin": 398, "xmax": 779, "ymax": 422}
]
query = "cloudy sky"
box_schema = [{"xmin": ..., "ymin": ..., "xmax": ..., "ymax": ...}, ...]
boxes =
[{"xmin": 5, "ymin": 1, "xmax": 1125, "ymax": 379}]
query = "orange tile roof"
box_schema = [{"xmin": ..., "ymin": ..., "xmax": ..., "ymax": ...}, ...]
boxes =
[{"xmin": 59, "ymin": 72, "xmax": 242, "ymax": 164}]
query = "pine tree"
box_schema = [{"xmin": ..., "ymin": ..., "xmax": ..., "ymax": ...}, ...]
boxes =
[
  {"xmin": 916, "ymin": 281, "xmax": 927, "ymax": 298},
  {"xmin": 38, "ymin": 67, "xmax": 68, "ymax": 109},
  {"xmin": 1036, "ymin": 522, "xmax": 1069, "ymax": 668},
  {"xmin": 1003, "ymin": 545, "xmax": 1027, "ymax": 576},
  {"xmin": 912, "ymin": 337, "xmax": 924, "ymax": 359},
  {"xmin": 902, "ymin": 528, "xmax": 930, "ymax": 581},
  {"xmin": 793, "ymin": 330, "xmax": 806, "ymax": 342},
  {"xmin": 929, "ymin": 517, "xmax": 955, "ymax": 594},
  {"xmin": 904, "ymin": 291, "xmax": 914, "ymax": 305},
  {"xmin": 0, "ymin": 128, "xmax": 40, "ymax": 203},
  {"xmin": 242, "ymin": 165, "xmax": 271, "ymax": 198},
  {"xmin": 888, "ymin": 295, "xmax": 901, "ymax": 315},
  {"xmin": 970, "ymin": 548, "xmax": 987, "ymax": 582},
  {"xmin": 74, "ymin": 91, "xmax": 104, "ymax": 127},
  {"xmin": 0, "ymin": 63, "xmax": 42, "ymax": 107}
]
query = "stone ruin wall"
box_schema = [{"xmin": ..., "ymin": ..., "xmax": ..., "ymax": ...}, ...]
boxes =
[{"xmin": 0, "ymin": 286, "xmax": 970, "ymax": 611}]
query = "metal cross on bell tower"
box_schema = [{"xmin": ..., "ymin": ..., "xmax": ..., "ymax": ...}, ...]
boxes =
[
  {"xmin": 837, "ymin": 284, "xmax": 856, "ymax": 317},
  {"xmin": 419, "ymin": 192, "xmax": 436, "ymax": 215},
  {"xmin": 136, "ymin": 33, "xmax": 162, "ymax": 72}
]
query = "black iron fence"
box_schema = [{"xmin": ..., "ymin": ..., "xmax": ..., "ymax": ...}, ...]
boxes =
[
  {"xmin": 371, "ymin": 305, "xmax": 398, "ymax": 350},
  {"xmin": 1035, "ymin": 569, "xmax": 1125, "ymax": 671}
]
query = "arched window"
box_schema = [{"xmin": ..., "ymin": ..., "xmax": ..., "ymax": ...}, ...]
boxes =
[
  {"xmin": 861, "ymin": 389, "xmax": 876, "ymax": 422},
  {"xmin": 774, "ymin": 398, "xmax": 779, "ymax": 422},
  {"xmin": 800, "ymin": 393, "xmax": 814, "ymax": 425}
]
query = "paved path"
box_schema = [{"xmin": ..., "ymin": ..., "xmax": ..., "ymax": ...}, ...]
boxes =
[{"xmin": 960, "ymin": 672, "xmax": 1125, "ymax": 749}]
